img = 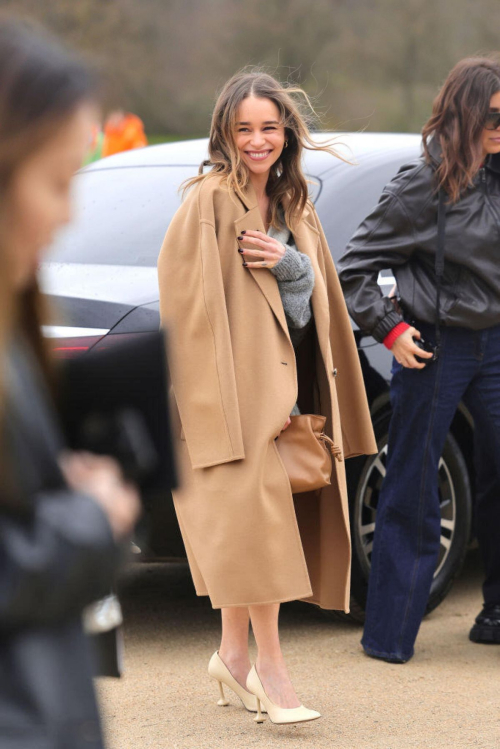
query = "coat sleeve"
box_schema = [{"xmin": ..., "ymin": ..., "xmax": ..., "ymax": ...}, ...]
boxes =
[
  {"xmin": 311, "ymin": 206, "xmax": 377, "ymax": 459},
  {"xmin": 336, "ymin": 184, "xmax": 418, "ymax": 342},
  {"xmin": 157, "ymin": 184, "xmax": 245, "ymax": 469},
  {"xmin": 0, "ymin": 490, "xmax": 119, "ymax": 631}
]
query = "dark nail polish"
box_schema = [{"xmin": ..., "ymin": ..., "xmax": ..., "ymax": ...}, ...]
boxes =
[
  {"xmin": 237, "ymin": 235, "xmax": 243, "ymax": 240},
  {"xmin": 241, "ymin": 230, "xmax": 246, "ymax": 234},
  {"xmin": 237, "ymin": 248, "xmax": 243, "ymax": 253},
  {"xmin": 243, "ymin": 261, "xmax": 248, "ymax": 267}
]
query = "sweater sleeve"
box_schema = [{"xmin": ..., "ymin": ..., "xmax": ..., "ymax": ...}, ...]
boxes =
[
  {"xmin": 270, "ymin": 242, "xmax": 315, "ymax": 329},
  {"xmin": 383, "ymin": 321, "xmax": 410, "ymax": 350}
]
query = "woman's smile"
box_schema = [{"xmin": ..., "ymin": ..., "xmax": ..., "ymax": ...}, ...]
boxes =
[{"xmin": 245, "ymin": 149, "xmax": 273, "ymax": 161}]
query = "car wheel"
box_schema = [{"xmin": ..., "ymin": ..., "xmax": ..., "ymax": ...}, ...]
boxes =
[{"xmin": 327, "ymin": 409, "xmax": 472, "ymax": 624}]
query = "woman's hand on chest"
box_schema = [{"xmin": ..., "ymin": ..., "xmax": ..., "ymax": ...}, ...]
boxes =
[{"xmin": 237, "ymin": 229, "xmax": 286, "ymax": 269}]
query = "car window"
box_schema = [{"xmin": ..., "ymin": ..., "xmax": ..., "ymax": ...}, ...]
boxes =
[{"xmin": 48, "ymin": 166, "xmax": 198, "ymax": 267}]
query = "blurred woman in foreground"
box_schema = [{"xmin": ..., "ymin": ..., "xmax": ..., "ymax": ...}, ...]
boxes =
[{"xmin": 0, "ymin": 18, "xmax": 139, "ymax": 749}]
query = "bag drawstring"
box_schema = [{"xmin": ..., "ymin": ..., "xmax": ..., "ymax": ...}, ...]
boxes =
[{"xmin": 319, "ymin": 433, "xmax": 343, "ymax": 462}]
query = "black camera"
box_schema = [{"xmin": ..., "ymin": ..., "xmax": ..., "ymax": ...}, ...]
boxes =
[{"xmin": 414, "ymin": 336, "xmax": 439, "ymax": 364}]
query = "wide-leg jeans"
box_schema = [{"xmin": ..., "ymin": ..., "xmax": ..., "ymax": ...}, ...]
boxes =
[{"xmin": 362, "ymin": 320, "xmax": 500, "ymax": 662}]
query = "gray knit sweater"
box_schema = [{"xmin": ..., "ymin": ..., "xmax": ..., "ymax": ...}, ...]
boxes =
[
  {"xmin": 268, "ymin": 208, "xmax": 314, "ymax": 344},
  {"xmin": 268, "ymin": 207, "xmax": 315, "ymax": 415}
]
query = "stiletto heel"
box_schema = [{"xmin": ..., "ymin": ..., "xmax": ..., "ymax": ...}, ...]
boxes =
[
  {"xmin": 246, "ymin": 665, "xmax": 321, "ymax": 725},
  {"xmin": 254, "ymin": 696, "xmax": 265, "ymax": 724},
  {"xmin": 217, "ymin": 680, "xmax": 229, "ymax": 706},
  {"xmin": 208, "ymin": 651, "xmax": 266, "ymax": 713}
]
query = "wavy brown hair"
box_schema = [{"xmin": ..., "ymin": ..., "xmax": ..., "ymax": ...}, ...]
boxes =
[
  {"xmin": 183, "ymin": 68, "xmax": 346, "ymax": 231},
  {"xmin": 422, "ymin": 56, "xmax": 500, "ymax": 203}
]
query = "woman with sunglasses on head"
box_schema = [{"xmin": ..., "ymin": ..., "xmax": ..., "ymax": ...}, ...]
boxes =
[
  {"xmin": 0, "ymin": 19, "xmax": 140, "ymax": 749},
  {"xmin": 338, "ymin": 57, "xmax": 500, "ymax": 663},
  {"xmin": 158, "ymin": 69, "xmax": 375, "ymax": 725}
]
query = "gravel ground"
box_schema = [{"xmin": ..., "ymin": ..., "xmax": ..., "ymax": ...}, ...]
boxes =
[{"xmin": 97, "ymin": 551, "xmax": 499, "ymax": 749}]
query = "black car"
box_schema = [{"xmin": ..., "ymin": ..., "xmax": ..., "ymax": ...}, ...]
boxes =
[{"xmin": 42, "ymin": 132, "xmax": 473, "ymax": 620}]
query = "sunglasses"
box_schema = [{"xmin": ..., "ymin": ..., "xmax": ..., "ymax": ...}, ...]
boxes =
[{"xmin": 484, "ymin": 111, "xmax": 500, "ymax": 130}]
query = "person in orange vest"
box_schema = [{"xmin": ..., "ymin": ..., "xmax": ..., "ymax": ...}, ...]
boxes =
[{"xmin": 102, "ymin": 109, "xmax": 148, "ymax": 157}]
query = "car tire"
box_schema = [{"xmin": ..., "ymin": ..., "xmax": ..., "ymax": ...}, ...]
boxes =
[{"xmin": 325, "ymin": 409, "xmax": 472, "ymax": 624}]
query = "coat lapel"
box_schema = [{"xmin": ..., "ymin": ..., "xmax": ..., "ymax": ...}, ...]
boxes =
[
  {"xmin": 233, "ymin": 183, "xmax": 290, "ymax": 339},
  {"xmin": 233, "ymin": 183, "xmax": 326, "ymax": 346}
]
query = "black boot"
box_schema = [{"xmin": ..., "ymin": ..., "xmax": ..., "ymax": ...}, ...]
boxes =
[{"xmin": 469, "ymin": 604, "xmax": 500, "ymax": 644}]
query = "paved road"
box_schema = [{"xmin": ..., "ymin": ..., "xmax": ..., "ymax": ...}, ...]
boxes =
[{"xmin": 97, "ymin": 551, "xmax": 499, "ymax": 749}]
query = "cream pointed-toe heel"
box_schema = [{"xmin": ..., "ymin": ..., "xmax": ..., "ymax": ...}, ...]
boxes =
[
  {"xmin": 208, "ymin": 651, "xmax": 266, "ymax": 713},
  {"xmin": 246, "ymin": 665, "xmax": 321, "ymax": 725}
]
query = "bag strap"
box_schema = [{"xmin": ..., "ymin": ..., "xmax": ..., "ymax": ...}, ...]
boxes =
[
  {"xmin": 435, "ymin": 188, "xmax": 447, "ymax": 352},
  {"xmin": 319, "ymin": 432, "xmax": 343, "ymax": 462}
]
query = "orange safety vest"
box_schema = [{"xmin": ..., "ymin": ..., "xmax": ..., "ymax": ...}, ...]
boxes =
[{"xmin": 102, "ymin": 113, "xmax": 148, "ymax": 158}]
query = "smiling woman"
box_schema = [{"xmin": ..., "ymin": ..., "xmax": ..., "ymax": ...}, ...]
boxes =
[
  {"xmin": 183, "ymin": 68, "xmax": 347, "ymax": 231},
  {"xmin": 158, "ymin": 67, "xmax": 375, "ymax": 727}
]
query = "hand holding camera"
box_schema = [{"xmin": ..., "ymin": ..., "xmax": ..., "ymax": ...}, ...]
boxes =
[{"xmin": 392, "ymin": 326, "xmax": 435, "ymax": 369}]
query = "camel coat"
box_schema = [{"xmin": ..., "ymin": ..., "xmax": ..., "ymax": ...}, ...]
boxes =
[{"xmin": 157, "ymin": 176, "xmax": 376, "ymax": 611}]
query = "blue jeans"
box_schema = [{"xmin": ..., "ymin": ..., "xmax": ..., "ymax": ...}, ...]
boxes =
[{"xmin": 362, "ymin": 321, "xmax": 500, "ymax": 662}]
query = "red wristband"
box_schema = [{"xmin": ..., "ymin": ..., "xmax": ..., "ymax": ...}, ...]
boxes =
[{"xmin": 383, "ymin": 322, "xmax": 410, "ymax": 350}]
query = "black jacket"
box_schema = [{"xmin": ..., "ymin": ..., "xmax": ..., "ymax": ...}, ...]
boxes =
[
  {"xmin": 0, "ymin": 338, "xmax": 119, "ymax": 749},
  {"xmin": 337, "ymin": 137, "xmax": 500, "ymax": 341}
]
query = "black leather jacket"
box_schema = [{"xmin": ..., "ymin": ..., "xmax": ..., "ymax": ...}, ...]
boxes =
[
  {"xmin": 337, "ymin": 137, "xmax": 500, "ymax": 342},
  {"xmin": 0, "ymin": 338, "xmax": 119, "ymax": 749}
]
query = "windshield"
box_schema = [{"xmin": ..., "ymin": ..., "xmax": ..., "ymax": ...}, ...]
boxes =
[{"xmin": 49, "ymin": 166, "xmax": 196, "ymax": 267}]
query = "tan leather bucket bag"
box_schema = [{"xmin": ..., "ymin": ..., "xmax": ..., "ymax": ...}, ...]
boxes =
[{"xmin": 275, "ymin": 414, "xmax": 343, "ymax": 494}]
